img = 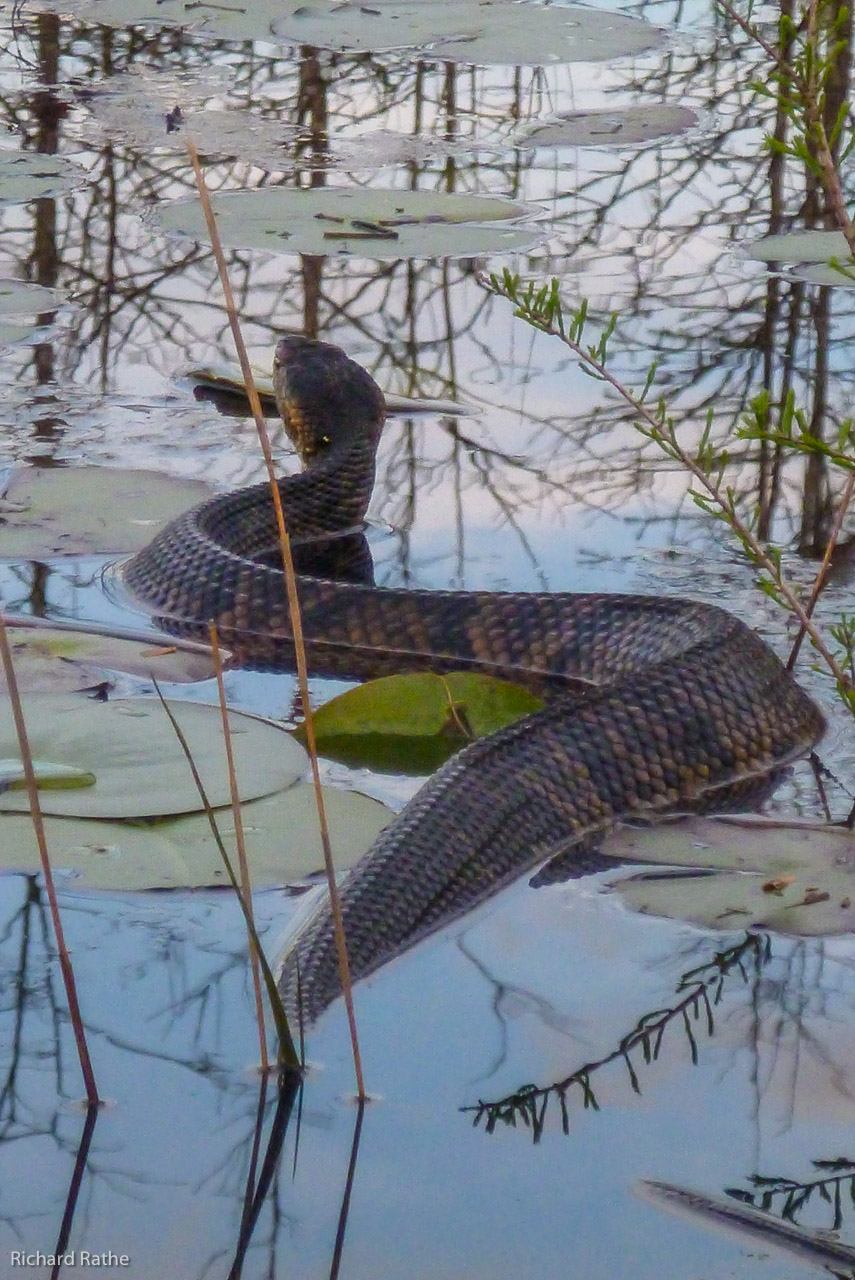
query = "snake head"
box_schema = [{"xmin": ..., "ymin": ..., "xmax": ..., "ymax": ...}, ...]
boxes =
[{"xmin": 272, "ymin": 334, "xmax": 387, "ymax": 462}]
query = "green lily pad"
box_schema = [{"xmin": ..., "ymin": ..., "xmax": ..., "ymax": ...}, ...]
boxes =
[
  {"xmin": 32, "ymin": 0, "xmax": 661, "ymax": 64},
  {"xmin": 270, "ymin": 1, "xmax": 662, "ymax": 65},
  {"xmin": 0, "ymin": 627, "xmax": 215, "ymax": 692},
  {"xmin": 0, "ymin": 280, "xmax": 65, "ymax": 347},
  {"xmin": 520, "ymin": 104, "xmax": 698, "ymax": 149},
  {"xmin": 0, "ymin": 759, "xmax": 96, "ymax": 791},
  {"xmin": 305, "ymin": 672, "xmax": 542, "ymax": 774},
  {"xmin": 0, "ymin": 694, "xmax": 306, "ymax": 818},
  {"xmin": 0, "ymin": 783, "xmax": 392, "ymax": 889},
  {"xmin": 0, "ymin": 467, "xmax": 213, "ymax": 557},
  {"xmin": 749, "ymin": 230, "xmax": 855, "ymax": 286},
  {"xmin": 603, "ymin": 816, "xmax": 855, "ymax": 936},
  {"xmin": 0, "ymin": 152, "xmax": 87, "ymax": 203},
  {"xmin": 156, "ymin": 187, "xmax": 541, "ymax": 260},
  {"xmin": 0, "ymin": 280, "xmax": 63, "ymax": 317}
]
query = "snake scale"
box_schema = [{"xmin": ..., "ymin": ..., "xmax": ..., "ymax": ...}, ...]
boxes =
[{"xmin": 124, "ymin": 335, "xmax": 826, "ymax": 1022}]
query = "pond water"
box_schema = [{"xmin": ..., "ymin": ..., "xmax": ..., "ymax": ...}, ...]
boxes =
[{"xmin": 1, "ymin": 0, "xmax": 855, "ymax": 1276}]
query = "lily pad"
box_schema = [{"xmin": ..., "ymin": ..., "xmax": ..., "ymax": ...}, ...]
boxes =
[
  {"xmin": 0, "ymin": 280, "xmax": 65, "ymax": 347},
  {"xmin": 0, "ymin": 467, "xmax": 213, "ymax": 558},
  {"xmin": 270, "ymin": 1, "xmax": 662, "ymax": 65},
  {"xmin": 0, "ymin": 759, "xmax": 96, "ymax": 790},
  {"xmin": 0, "ymin": 626, "xmax": 215, "ymax": 692},
  {"xmin": 0, "ymin": 280, "xmax": 63, "ymax": 317},
  {"xmin": 0, "ymin": 783, "xmax": 392, "ymax": 890},
  {"xmin": 0, "ymin": 693, "xmax": 306, "ymax": 818},
  {"xmin": 0, "ymin": 152, "xmax": 87, "ymax": 203},
  {"xmin": 156, "ymin": 187, "xmax": 541, "ymax": 260},
  {"xmin": 749, "ymin": 230, "xmax": 855, "ymax": 286},
  {"xmin": 520, "ymin": 104, "xmax": 698, "ymax": 149},
  {"xmin": 33, "ymin": 0, "xmax": 661, "ymax": 64},
  {"xmin": 602, "ymin": 816, "xmax": 855, "ymax": 936},
  {"xmin": 305, "ymin": 672, "xmax": 542, "ymax": 774}
]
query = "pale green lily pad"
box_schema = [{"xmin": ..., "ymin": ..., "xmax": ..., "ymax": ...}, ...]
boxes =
[
  {"xmin": 0, "ymin": 694, "xmax": 306, "ymax": 818},
  {"xmin": 270, "ymin": 1, "xmax": 662, "ymax": 65},
  {"xmin": 0, "ymin": 759, "xmax": 96, "ymax": 790},
  {"xmin": 0, "ymin": 783, "xmax": 391, "ymax": 889},
  {"xmin": 749, "ymin": 230, "xmax": 855, "ymax": 286},
  {"xmin": 185, "ymin": 360, "xmax": 476, "ymax": 417},
  {"xmin": 305, "ymin": 672, "xmax": 542, "ymax": 774},
  {"xmin": 603, "ymin": 816, "xmax": 855, "ymax": 936},
  {"xmin": 32, "ymin": 0, "xmax": 661, "ymax": 64},
  {"xmin": 156, "ymin": 187, "xmax": 541, "ymax": 260},
  {"xmin": 0, "ymin": 280, "xmax": 64, "ymax": 346},
  {"xmin": 0, "ymin": 627, "xmax": 215, "ymax": 692},
  {"xmin": 0, "ymin": 466, "xmax": 212, "ymax": 557},
  {"xmin": 749, "ymin": 229, "xmax": 852, "ymax": 262},
  {"xmin": 0, "ymin": 280, "xmax": 63, "ymax": 317},
  {"xmin": 520, "ymin": 104, "xmax": 698, "ymax": 149},
  {"xmin": 0, "ymin": 318, "xmax": 47, "ymax": 348},
  {"xmin": 0, "ymin": 152, "xmax": 87, "ymax": 203}
]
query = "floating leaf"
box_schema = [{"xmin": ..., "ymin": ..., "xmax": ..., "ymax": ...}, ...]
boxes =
[
  {"xmin": 271, "ymin": 1, "xmax": 662, "ymax": 65},
  {"xmin": 31, "ymin": 0, "xmax": 661, "ymax": 64},
  {"xmin": 0, "ymin": 694, "xmax": 306, "ymax": 818},
  {"xmin": 0, "ymin": 759, "xmax": 96, "ymax": 791},
  {"xmin": 0, "ymin": 783, "xmax": 391, "ymax": 889},
  {"xmin": 519, "ymin": 105, "xmax": 698, "ymax": 149},
  {"xmin": 749, "ymin": 230, "xmax": 855, "ymax": 286},
  {"xmin": 0, "ymin": 280, "xmax": 63, "ymax": 317},
  {"xmin": 306, "ymin": 672, "xmax": 542, "ymax": 774},
  {"xmin": 0, "ymin": 627, "xmax": 214, "ymax": 692},
  {"xmin": 157, "ymin": 187, "xmax": 541, "ymax": 260},
  {"xmin": 749, "ymin": 230, "xmax": 852, "ymax": 263},
  {"xmin": 0, "ymin": 152, "xmax": 87, "ymax": 203},
  {"xmin": 0, "ymin": 466, "xmax": 213, "ymax": 557},
  {"xmin": 602, "ymin": 816, "xmax": 855, "ymax": 936}
]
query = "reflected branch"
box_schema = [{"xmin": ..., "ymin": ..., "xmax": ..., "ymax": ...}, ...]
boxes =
[{"xmin": 464, "ymin": 933, "xmax": 770, "ymax": 1142}]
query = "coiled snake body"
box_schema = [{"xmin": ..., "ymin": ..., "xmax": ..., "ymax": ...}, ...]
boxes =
[{"xmin": 124, "ymin": 336, "xmax": 826, "ymax": 1022}]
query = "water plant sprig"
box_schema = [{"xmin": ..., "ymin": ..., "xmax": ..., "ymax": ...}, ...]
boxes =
[{"xmin": 485, "ymin": 269, "xmax": 854, "ymax": 706}]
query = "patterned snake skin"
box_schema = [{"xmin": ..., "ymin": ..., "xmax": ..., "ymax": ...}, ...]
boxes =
[{"xmin": 123, "ymin": 336, "xmax": 826, "ymax": 1022}]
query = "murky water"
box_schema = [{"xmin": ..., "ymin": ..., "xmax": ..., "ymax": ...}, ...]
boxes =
[{"xmin": 1, "ymin": 0, "xmax": 855, "ymax": 1276}]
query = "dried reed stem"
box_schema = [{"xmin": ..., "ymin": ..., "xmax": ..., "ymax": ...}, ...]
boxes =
[
  {"xmin": 186, "ymin": 138, "xmax": 365, "ymax": 1098},
  {"xmin": 0, "ymin": 616, "xmax": 99, "ymax": 1106},
  {"xmin": 210, "ymin": 622, "xmax": 269, "ymax": 1072}
]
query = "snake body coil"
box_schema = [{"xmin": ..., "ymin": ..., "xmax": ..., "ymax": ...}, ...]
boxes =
[{"xmin": 124, "ymin": 336, "xmax": 826, "ymax": 1022}]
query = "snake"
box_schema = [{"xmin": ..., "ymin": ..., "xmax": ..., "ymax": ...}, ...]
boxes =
[{"xmin": 123, "ymin": 334, "xmax": 827, "ymax": 1023}]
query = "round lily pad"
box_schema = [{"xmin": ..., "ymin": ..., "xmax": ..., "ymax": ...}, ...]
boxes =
[
  {"xmin": 0, "ymin": 280, "xmax": 63, "ymax": 317},
  {"xmin": 0, "ymin": 626, "xmax": 215, "ymax": 691},
  {"xmin": 34, "ymin": 0, "xmax": 662, "ymax": 63},
  {"xmin": 156, "ymin": 186, "xmax": 541, "ymax": 260},
  {"xmin": 0, "ymin": 783, "xmax": 392, "ymax": 889},
  {"xmin": 270, "ymin": 0, "xmax": 661, "ymax": 65},
  {"xmin": 0, "ymin": 693, "xmax": 306, "ymax": 817},
  {"xmin": 0, "ymin": 467, "xmax": 213, "ymax": 558},
  {"xmin": 520, "ymin": 104, "xmax": 698, "ymax": 149},
  {"xmin": 602, "ymin": 816, "xmax": 855, "ymax": 937},
  {"xmin": 0, "ymin": 152, "xmax": 87, "ymax": 203},
  {"xmin": 748, "ymin": 230, "xmax": 855, "ymax": 286}
]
